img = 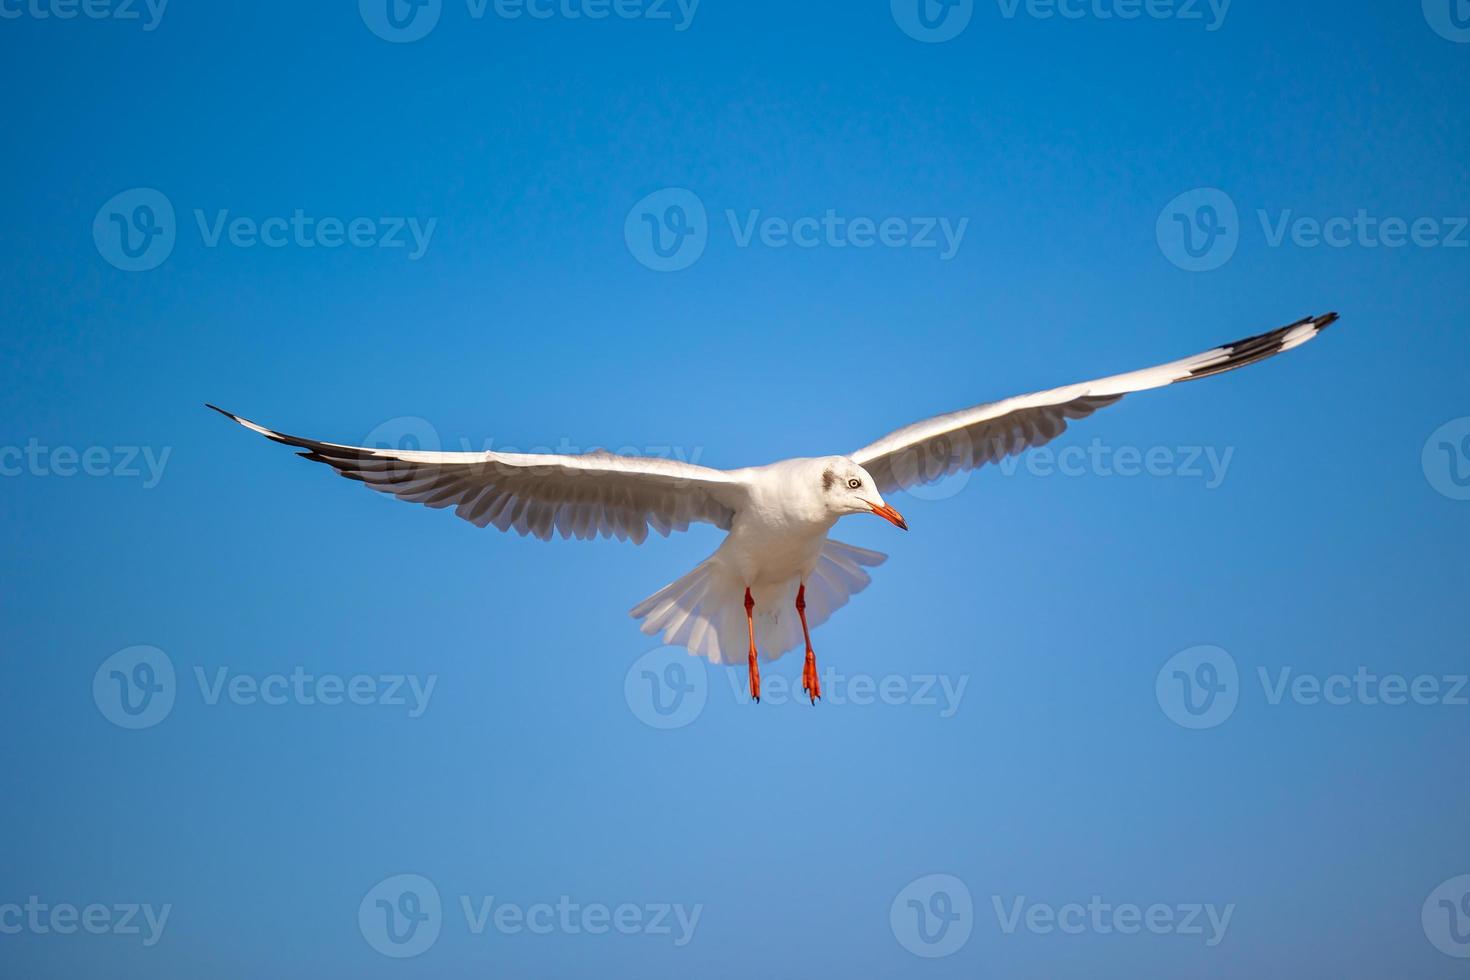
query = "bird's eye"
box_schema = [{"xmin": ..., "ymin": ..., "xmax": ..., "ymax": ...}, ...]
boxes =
[{"xmin": 847, "ymin": 478, "xmax": 862, "ymax": 490}]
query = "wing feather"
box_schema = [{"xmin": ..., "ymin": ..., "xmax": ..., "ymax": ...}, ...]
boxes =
[
  {"xmin": 209, "ymin": 406, "xmax": 744, "ymax": 542},
  {"xmin": 853, "ymin": 313, "xmax": 1338, "ymax": 495}
]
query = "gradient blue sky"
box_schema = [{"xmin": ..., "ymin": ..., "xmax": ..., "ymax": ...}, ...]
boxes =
[{"xmin": 2, "ymin": 1, "xmax": 1469, "ymax": 977}]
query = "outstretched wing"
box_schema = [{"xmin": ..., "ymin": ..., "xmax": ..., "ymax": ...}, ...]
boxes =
[
  {"xmin": 208, "ymin": 406, "xmax": 744, "ymax": 543},
  {"xmin": 852, "ymin": 312, "xmax": 1339, "ymax": 495}
]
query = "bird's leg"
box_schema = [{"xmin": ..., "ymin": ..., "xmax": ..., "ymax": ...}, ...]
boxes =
[
  {"xmin": 797, "ymin": 584, "xmax": 820, "ymax": 704},
  {"xmin": 744, "ymin": 587, "xmax": 761, "ymax": 703}
]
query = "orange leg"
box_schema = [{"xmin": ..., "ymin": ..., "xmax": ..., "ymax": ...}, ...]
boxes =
[
  {"xmin": 744, "ymin": 588, "xmax": 761, "ymax": 703},
  {"xmin": 797, "ymin": 584, "xmax": 820, "ymax": 704}
]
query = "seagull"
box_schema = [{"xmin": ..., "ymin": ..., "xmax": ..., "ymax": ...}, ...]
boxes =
[{"xmin": 210, "ymin": 311, "xmax": 1337, "ymax": 704}]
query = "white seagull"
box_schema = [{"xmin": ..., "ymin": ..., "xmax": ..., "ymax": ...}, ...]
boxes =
[{"xmin": 211, "ymin": 311, "xmax": 1337, "ymax": 704}]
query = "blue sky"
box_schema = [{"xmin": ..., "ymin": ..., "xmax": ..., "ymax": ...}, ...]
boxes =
[{"xmin": 2, "ymin": 1, "xmax": 1468, "ymax": 976}]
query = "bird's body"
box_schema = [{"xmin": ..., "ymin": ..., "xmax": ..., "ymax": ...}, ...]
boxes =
[
  {"xmin": 724, "ymin": 458, "xmax": 843, "ymax": 585},
  {"xmin": 632, "ymin": 457, "xmax": 890, "ymax": 673},
  {"xmin": 211, "ymin": 312, "xmax": 1340, "ymax": 703}
]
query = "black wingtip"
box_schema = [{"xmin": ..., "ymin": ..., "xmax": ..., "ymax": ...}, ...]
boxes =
[
  {"xmin": 204, "ymin": 403, "xmax": 235, "ymax": 420},
  {"xmin": 1183, "ymin": 311, "xmax": 1341, "ymax": 382}
]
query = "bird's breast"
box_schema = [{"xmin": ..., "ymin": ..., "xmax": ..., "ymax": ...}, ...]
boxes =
[{"xmin": 721, "ymin": 509, "xmax": 833, "ymax": 587}]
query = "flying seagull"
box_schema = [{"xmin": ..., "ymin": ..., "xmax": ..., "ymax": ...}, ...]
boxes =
[{"xmin": 210, "ymin": 311, "xmax": 1337, "ymax": 704}]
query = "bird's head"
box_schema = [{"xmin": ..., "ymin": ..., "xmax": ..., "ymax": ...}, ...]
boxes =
[{"xmin": 820, "ymin": 458, "xmax": 907, "ymax": 531}]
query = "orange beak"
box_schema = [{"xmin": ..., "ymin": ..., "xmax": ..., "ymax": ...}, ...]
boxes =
[{"xmin": 868, "ymin": 502, "xmax": 908, "ymax": 531}]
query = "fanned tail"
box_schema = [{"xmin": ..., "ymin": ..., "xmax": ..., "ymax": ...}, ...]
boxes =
[{"xmin": 629, "ymin": 539, "xmax": 887, "ymax": 665}]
